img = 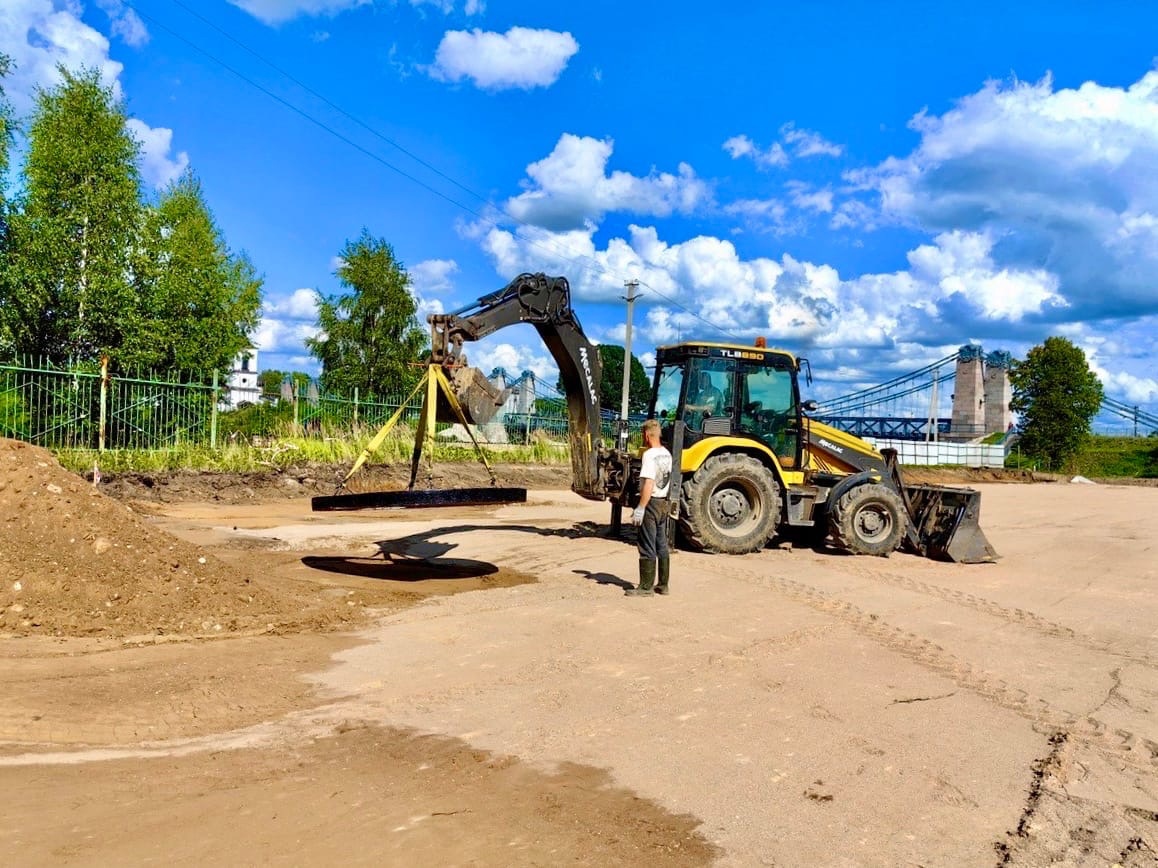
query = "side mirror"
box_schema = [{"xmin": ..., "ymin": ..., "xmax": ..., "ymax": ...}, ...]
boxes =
[
  {"xmin": 658, "ymin": 409, "xmax": 669, "ymax": 420},
  {"xmin": 801, "ymin": 400, "xmax": 818, "ymax": 413}
]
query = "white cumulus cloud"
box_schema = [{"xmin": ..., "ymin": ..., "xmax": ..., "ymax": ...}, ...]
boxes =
[
  {"xmin": 409, "ymin": 258, "xmax": 457, "ymax": 319},
  {"xmin": 253, "ymin": 317, "xmax": 320, "ymax": 355},
  {"xmin": 226, "ymin": 0, "xmax": 371, "ymax": 25},
  {"xmin": 505, "ymin": 134, "xmax": 710, "ymax": 231},
  {"xmin": 410, "ymin": 258, "xmax": 458, "ymax": 294},
  {"xmin": 255, "ymin": 289, "xmax": 321, "ymax": 361},
  {"xmin": 723, "ymin": 134, "xmax": 788, "ymax": 170},
  {"xmin": 780, "ymin": 123, "xmax": 844, "ymax": 158},
  {"xmin": 847, "ymin": 70, "xmax": 1158, "ymax": 323},
  {"xmin": 95, "ymin": 0, "xmax": 148, "ymax": 46},
  {"xmin": 474, "ymin": 218, "xmax": 1110, "ymax": 398},
  {"xmin": 428, "ymin": 27, "xmax": 578, "ymax": 90},
  {"xmin": 472, "ymin": 72, "xmax": 1158, "ymax": 408},
  {"xmin": 410, "ymin": 0, "xmax": 485, "ymax": 13},
  {"xmin": 0, "ymin": 0, "xmax": 124, "ymax": 114},
  {"xmin": 1, "ymin": 2, "xmax": 186, "ymax": 191},
  {"xmin": 265, "ymin": 288, "xmax": 320, "ymax": 320},
  {"xmin": 723, "ymin": 124, "xmax": 843, "ymax": 171},
  {"xmin": 126, "ymin": 119, "xmax": 189, "ymax": 188},
  {"xmin": 786, "ymin": 182, "xmax": 835, "ymax": 214}
]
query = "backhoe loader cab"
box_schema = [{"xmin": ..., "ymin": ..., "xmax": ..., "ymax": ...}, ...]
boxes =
[{"xmin": 651, "ymin": 342, "xmax": 804, "ymax": 473}]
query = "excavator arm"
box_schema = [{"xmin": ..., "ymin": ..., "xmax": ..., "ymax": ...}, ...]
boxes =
[{"xmin": 428, "ymin": 273, "xmax": 608, "ymax": 500}]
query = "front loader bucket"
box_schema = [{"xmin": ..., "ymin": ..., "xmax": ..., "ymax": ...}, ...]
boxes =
[{"xmin": 903, "ymin": 484, "xmax": 998, "ymax": 564}]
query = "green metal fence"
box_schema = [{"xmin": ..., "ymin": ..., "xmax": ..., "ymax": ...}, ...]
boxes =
[
  {"xmin": 0, "ymin": 358, "xmax": 218, "ymax": 450},
  {"xmin": 287, "ymin": 383, "xmax": 580, "ymax": 443},
  {"xmin": 0, "ymin": 358, "xmax": 584, "ymax": 450}
]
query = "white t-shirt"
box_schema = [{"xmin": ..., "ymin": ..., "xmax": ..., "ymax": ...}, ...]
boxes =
[{"xmin": 639, "ymin": 446, "xmax": 673, "ymax": 498}]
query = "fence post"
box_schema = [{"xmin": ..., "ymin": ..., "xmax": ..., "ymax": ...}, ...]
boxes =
[
  {"xmin": 353, "ymin": 387, "xmax": 359, "ymax": 427},
  {"xmin": 210, "ymin": 369, "xmax": 219, "ymax": 449},
  {"xmin": 98, "ymin": 355, "xmax": 109, "ymax": 452}
]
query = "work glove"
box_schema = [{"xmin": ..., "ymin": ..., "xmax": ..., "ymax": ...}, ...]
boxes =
[{"xmin": 631, "ymin": 506, "xmax": 645, "ymax": 525}]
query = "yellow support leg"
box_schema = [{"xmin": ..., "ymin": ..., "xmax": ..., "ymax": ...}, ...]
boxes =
[
  {"xmin": 338, "ymin": 363, "xmax": 501, "ymax": 493},
  {"xmin": 338, "ymin": 373, "xmax": 429, "ymax": 489},
  {"xmin": 432, "ymin": 365, "xmax": 498, "ymax": 485},
  {"xmin": 407, "ymin": 366, "xmax": 440, "ymax": 489}
]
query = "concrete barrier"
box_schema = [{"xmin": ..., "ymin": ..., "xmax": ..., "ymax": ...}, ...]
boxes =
[{"xmin": 864, "ymin": 437, "xmax": 1005, "ymax": 468}]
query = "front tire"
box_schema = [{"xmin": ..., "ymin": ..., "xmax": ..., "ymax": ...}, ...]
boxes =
[
  {"xmin": 679, "ymin": 454, "xmax": 781, "ymax": 554},
  {"xmin": 830, "ymin": 483, "xmax": 906, "ymax": 556}
]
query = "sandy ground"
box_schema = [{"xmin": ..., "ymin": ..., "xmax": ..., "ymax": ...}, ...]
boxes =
[{"xmin": 3, "ymin": 475, "xmax": 1158, "ymax": 866}]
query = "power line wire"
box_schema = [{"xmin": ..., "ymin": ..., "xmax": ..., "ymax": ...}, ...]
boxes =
[
  {"xmin": 165, "ymin": 0, "xmax": 491, "ymax": 208},
  {"xmin": 125, "ymin": 1, "xmax": 618, "ymax": 285},
  {"xmin": 634, "ymin": 280, "xmax": 741, "ymax": 341},
  {"xmin": 125, "ymin": 0, "xmax": 741, "ymax": 343}
]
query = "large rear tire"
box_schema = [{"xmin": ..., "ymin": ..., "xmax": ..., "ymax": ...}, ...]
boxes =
[
  {"xmin": 830, "ymin": 483, "xmax": 906, "ymax": 556},
  {"xmin": 679, "ymin": 454, "xmax": 781, "ymax": 554}
]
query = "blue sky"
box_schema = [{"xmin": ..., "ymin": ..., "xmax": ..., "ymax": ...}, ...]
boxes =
[{"xmin": 4, "ymin": 1, "xmax": 1158, "ymax": 421}]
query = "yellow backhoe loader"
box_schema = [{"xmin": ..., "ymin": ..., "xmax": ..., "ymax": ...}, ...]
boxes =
[{"xmin": 319, "ymin": 272, "xmax": 996, "ymax": 563}]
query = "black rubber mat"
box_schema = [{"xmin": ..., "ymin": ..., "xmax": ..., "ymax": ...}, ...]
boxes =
[{"xmin": 311, "ymin": 487, "xmax": 528, "ymax": 511}]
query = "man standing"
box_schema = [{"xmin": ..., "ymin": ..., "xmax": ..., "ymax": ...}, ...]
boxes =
[{"xmin": 626, "ymin": 418, "xmax": 673, "ymax": 596}]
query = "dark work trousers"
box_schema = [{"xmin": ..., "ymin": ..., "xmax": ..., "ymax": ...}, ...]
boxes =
[{"xmin": 637, "ymin": 497, "xmax": 670, "ymax": 561}]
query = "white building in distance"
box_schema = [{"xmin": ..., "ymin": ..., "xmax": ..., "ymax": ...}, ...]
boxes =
[{"xmin": 226, "ymin": 348, "xmax": 261, "ymax": 408}]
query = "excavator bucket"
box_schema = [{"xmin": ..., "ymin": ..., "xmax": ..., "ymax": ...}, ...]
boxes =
[
  {"xmin": 902, "ymin": 484, "xmax": 998, "ymax": 564},
  {"xmin": 438, "ymin": 366, "xmax": 510, "ymax": 426}
]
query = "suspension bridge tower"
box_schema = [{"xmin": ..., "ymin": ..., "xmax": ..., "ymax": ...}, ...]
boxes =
[
  {"xmin": 984, "ymin": 351, "xmax": 1012, "ymax": 434},
  {"xmin": 950, "ymin": 345, "xmax": 985, "ymax": 439},
  {"xmin": 949, "ymin": 345, "xmax": 1012, "ymax": 439}
]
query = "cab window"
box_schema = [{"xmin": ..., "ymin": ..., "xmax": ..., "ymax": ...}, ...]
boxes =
[
  {"xmin": 740, "ymin": 363, "xmax": 798, "ymax": 465},
  {"xmin": 682, "ymin": 357, "xmax": 734, "ymax": 432},
  {"xmin": 652, "ymin": 363, "xmax": 684, "ymax": 420}
]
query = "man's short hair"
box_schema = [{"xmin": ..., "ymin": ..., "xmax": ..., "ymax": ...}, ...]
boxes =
[{"xmin": 641, "ymin": 418, "xmax": 661, "ymax": 438}]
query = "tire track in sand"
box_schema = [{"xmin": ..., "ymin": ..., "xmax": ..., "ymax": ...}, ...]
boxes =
[
  {"xmin": 724, "ymin": 563, "xmax": 1158, "ymax": 774},
  {"xmin": 825, "ymin": 557, "xmax": 1158, "ymax": 671}
]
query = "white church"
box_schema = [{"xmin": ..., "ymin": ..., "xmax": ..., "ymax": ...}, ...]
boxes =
[{"xmin": 225, "ymin": 348, "xmax": 262, "ymax": 408}]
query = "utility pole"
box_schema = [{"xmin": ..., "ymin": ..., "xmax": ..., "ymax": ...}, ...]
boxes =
[{"xmin": 618, "ymin": 279, "xmax": 640, "ymax": 451}]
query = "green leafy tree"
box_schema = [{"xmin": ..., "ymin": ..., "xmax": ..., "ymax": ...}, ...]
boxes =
[
  {"xmin": 258, "ymin": 369, "xmax": 312, "ymax": 398},
  {"xmin": 128, "ymin": 172, "xmax": 261, "ymax": 374},
  {"xmin": 0, "ymin": 52, "xmax": 12, "ymax": 181},
  {"xmin": 0, "ymin": 53, "xmax": 18, "ymax": 357},
  {"xmin": 556, "ymin": 344, "xmax": 649, "ymax": 415},
  {"xmin": 598, "ymin": 344, "xmax": 650, "ymax": 414},
  {"xmin": 6, "ymin": 67, "xmax": 143, "ymax": 360},
  {"xmin": 1010, "ymin": 336, "xmax": 1104, "ymax": 470},
  {"xmin": 306, "ymin": 230, "xmax": 427, "ymax": 396}
]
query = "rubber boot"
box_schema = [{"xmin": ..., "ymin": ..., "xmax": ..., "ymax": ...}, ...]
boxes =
[
  {"xmin": 625, "ymin": 559, "xmax": 656, "ymax": 596},
  {"xmin": 655, "ymin": 557, "xmax": 670, "ymax": 595}
]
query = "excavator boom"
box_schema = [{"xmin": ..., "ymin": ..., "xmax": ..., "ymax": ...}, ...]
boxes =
[{"xmin": 428, "ymin": 273, "xmax": 608, "ymax": 500}]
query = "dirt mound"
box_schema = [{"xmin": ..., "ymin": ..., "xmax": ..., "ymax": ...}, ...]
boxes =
[
  {"xmin": 902, "ymin": 466, "xmax": 1037, "ymax": 485},
  {"xmin": 0, "ymin": 439, "xmax": 359, "ymax": 639}
]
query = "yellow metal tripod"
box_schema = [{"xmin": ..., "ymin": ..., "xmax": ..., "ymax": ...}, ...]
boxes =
[{"xmin": 338, "ymin": 364, "xmax": 498, "ymax": 493}]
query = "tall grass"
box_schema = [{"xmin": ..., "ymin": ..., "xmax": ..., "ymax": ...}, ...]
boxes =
[
  {"xmin": 56, "ymin": 424, "xmax": 572, "ymax": 475},
  {"xmin": 1069, "ymin": 436, "xmax": 1158, "ymax": 478}
]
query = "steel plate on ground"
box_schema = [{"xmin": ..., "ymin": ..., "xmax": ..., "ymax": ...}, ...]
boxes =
[{"xmin": 312, "ymin": 487, "xmax": 528, "ymax": 511}]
